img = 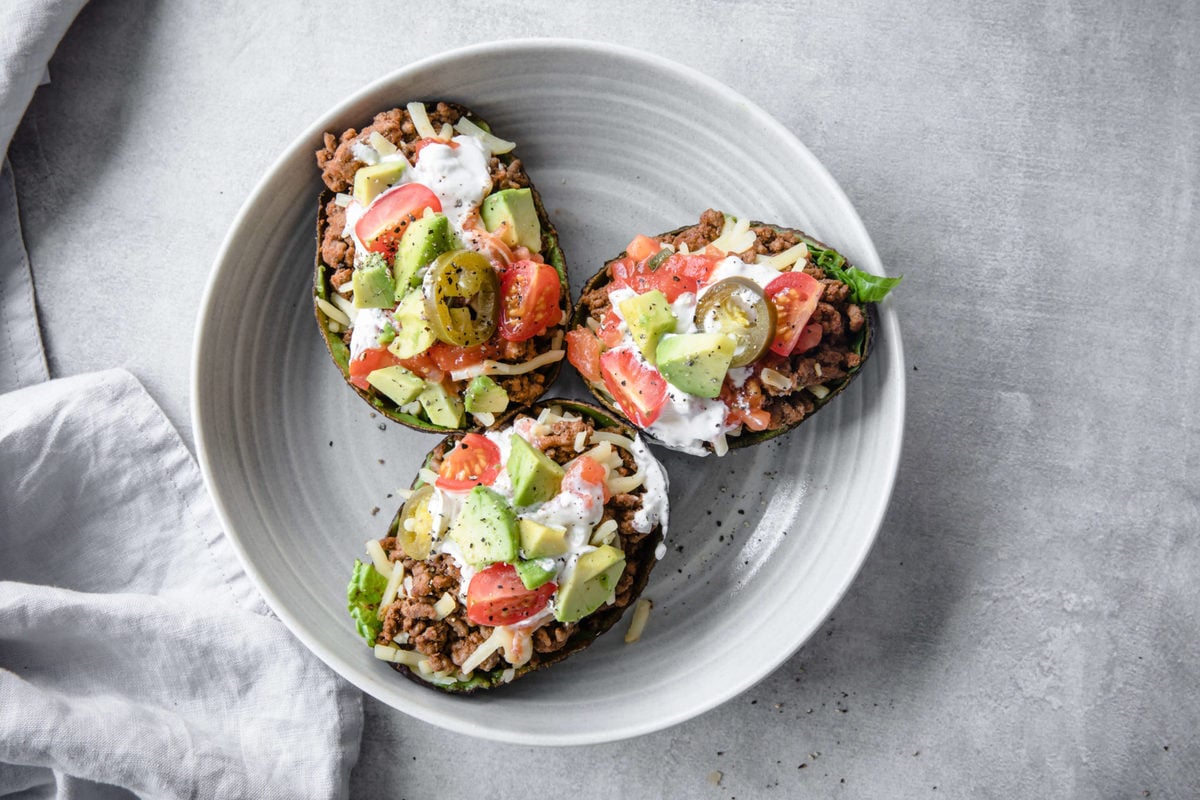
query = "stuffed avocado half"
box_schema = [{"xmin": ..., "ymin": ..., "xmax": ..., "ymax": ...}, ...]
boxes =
[
  {"xmin": 314, "ymin": 102, "xmax": 570, "ymax": 433},
  {"xmin": 568, "ymin": 209, "xmax": 900, "ymax": 456},
  {"xmin": 347, "ymin": 400, "xmax": 669, "ymax": 692}
]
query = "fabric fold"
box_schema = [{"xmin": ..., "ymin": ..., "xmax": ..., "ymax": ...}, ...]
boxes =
[{"xmin": 0, "ymin": 370, "xmax": 361, "ymax": 799}]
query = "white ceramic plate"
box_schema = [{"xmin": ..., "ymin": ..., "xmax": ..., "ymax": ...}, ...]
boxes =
[{"xmin": 192, "ymin": 39, "xmax": 904, "ymax": 745}]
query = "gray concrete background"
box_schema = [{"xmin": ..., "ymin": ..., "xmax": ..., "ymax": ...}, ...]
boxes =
[{"xmin": 10, "ymin": 0, "xmax": 1198, "ymax": 796}]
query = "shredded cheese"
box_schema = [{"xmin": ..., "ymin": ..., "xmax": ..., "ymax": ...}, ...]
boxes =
[
  {"xmin": 757, "ymin": 242, "xmax": 809, "ymax": 271},
  {"xmin": 334, "ymin": 192, "xmax": 352, "ymax": 207},
  {"xmin": 501, "ymin": 668, "xmax": 516, "ymax": 684},
  {"xmin": 365, "ymin": 540, "xmax": 392, "ymax": 579},
  {"xmin": 590, "ymin": 519, "xmax": 619, "ymax": 546},
  {"xmin": 472, "ymin": 411, "xmax": 496, "ymax": 427},
  {"xmin": 407, "ymin": 102, "xmax": 438, "ymax": 139},
  {"xmin": 368, "ymin": 131, "xmax": 397, "ymax": 157},
  {"xmin": 608, "ymin": 470, "xmax": 645, "ymax": 495},
  {"xmin": 713, "ymin": 433, "xmax": 730, "ymax": 457},
  {"xmin": 374, "ymin": 644, "xmax": 422, "ymax": 666},
  {"xmin": 590, "ymin": 432, "xmax": 647, "ymax": 493},
  {"xmin": 709, "ymin": 215, "xmax": 755, "ymax": 255},
  {"xmin": 581, "ymin": 441, "xmax": 614, "ymax": 465},
  {"xmin": 380, "ymin": 561, "xmax": 406, "ymax": 607},
  {"xmin": 573, "ymin": 430, "xmax": 588, "ymax": 452},
  {"xmin": 624, "ymin": 598, "xmax": 653, "ymax": 643},
  {"xmin": 437, "ymin": 122, "xmax": 454, "ymax": 141},
  {"xmin": 591, "ymin": 431, "xmax": 636, "ymax": 451},
  {"xmin": 760, "ymin": 368, "xmax": 791, "ymax": 391},
  {"xmin": 315, "ymin": 297, "xmax": 350, "ymax": 327},
  {"xmin": 808, "ymin": 384, "xmax": 830, "ymax": 400},
  {"xmin": 326, "ymin": 321, "xmax": 342, "ymax": 334},
  {"xmin": 417, "ymin": 467, "xmax": 440, "ymax": 487},
  {"xmin": 454, "ymin": 116, "xmax": 517, "ymax": 154},
  {"xmin": 460, "ymin": 626, "xmax": 508, "ymax": 674},
  {"xmin": 330, "ymin": 293, "xmax": 358, "ymax": 325},
  {"xmin": 433, "ymin": 592, "xmax": 456, "ymax": 620},
  {"xmin": 450, "ymin": 349, "xmax": 565, "ymax": 381},
  {"xmin": 336, "ymin": 281, "xmax": 354, "ymax": 295},
  {"xmin": 585, "ymin": 316, "xmax": 600, "ymax": 334}
]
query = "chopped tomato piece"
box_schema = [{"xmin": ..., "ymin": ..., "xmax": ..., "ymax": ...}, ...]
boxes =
[
  {"xmin": 720, "ymin": 378, "xmax": 771, "ymax": 432},
  {"xmin": 428, "ymin": 342, "xmax": 491, "ymax": 373},
  {"xmin": 625, "ymin": 234, "xmax": 663, "ymax": 262},
  {"xmin": 765, "ymin": 272, "xmax": 821, "ymax": 355},
  {"xmin": 595, "ymin": 311, "xmax": 624, "ymax": 349},
  {"xmin": 354, "ymin": 183, "xmax": 442, "ymax": 258},
  {"xmin": 499, "ymin": 260, "xmax": 562, "ymax": 341},
  {"xmin": 436, "ymin": 433, "xmax": 502, "ymax": 491},
  {"xmin": 565, "ymin": 328, "xmax": 603, "ymax": 384},
  {"xmin": 466, "ymin": 563, "xmax": 555, "ymax": 626},
  {"xmin": 609, "ymin": 251, "xmax": 719, "ymax": 302},
  {"xmin": 395, "ymin": 350, "xmax": 442, "ymax": 383},
  {"xmin": 600, "ymin": 349, "xmax": 668, "ymax": 428},
  {"xmin": 563, "ymin": 455, "xmax": 610, "ymax": 502},
  {"xmin": 794, "ymin": 322, "xmax": 822, "ymax": 353},
  {"xmin": 348, "ymin": 346, "xmax": 401, "ymax": 390}
]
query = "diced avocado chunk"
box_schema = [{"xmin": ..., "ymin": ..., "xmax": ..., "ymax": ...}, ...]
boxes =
[
  {"xmin": 394, "ymin": 213, "xmax": 453, "ymax": 298},
  {"xmin": 353, "ymin": 161, "xmax": 407, "ymax": 206},
  {"xmin": 515, "ymin": 558, "xmax": 557, "ymax": 590},
  {"xmin": 655, "ymin": 332, "xmax": 736, "ymax": 398},
  {"xmin": 448, "ymin": 486, "xmax": 518, "ymax": 568},
  {"xmin": 519, "ymin": 519, "xmax": 569, "ymax": 558},
  {"xmin": 418, "ymin": 382, "xmax": 464, "ymax": 428},
  {"xmin": 365, "ymin": 365, "xmax": 424, "ymax": 406},
  {"xmin": 464, "ymin": 375, "xmax": 508, "ymax": 414},
  {"xmin": 352, "ymin": 260, "xmax": 396, "ymax": 309},
  {"xmin": 480, "ymin": 188, "xmax": 541, "ymax": 250},
  {"xmin": 618, "ymin": 289, "xmax": 676, "ymax": 363},
  {"xmin": 388, "ymin": 290, "xmax": 436, "ymax": 359},
  {"xmin": 554, "ymin": 545, "xmax": 626, "ymax": 623},
  {"xmin": 507, "ymin": 434, "xmax": 564, "ymax": 506}
]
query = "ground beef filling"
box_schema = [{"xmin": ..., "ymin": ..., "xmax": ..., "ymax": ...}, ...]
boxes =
[
  {"xmin": 315, "ymin": 104, "xmax": 562, "ymax": 411},
  {"xmin": 376, "ymin": 419, "xmax": 655, "ymax": 678},
  {"xmin": 577, "ymin": 208, "xmax": 867, "ymax": 433}
]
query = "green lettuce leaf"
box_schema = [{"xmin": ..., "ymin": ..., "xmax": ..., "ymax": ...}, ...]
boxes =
[
  {"xmin": 347, "ymin": 559, "xmax": 389, "ymax": 644},
  {"xmin": 812, "ymin": 246, "xmax": 901, "ymax": 303}
]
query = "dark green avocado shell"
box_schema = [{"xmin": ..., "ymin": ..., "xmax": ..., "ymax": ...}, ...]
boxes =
[
  {"xmin": 313, "ymin": 102, "xmax": 571, "ymax": 434},
  {"xmin": 381, "ymin": 399, "xmax": 665, "ymax": 694},
  {"xmin": 569, "ymin": 221, "xmax": 881, "ymax": 454}
]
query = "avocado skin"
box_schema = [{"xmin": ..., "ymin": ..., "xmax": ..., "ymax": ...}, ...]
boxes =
[
  {"xmin": 570, "ymin": 221, "xmax": 880, "ymax": 454},
  {"xmin": 313, "ymin": 102, "xmax": 573, "ymax": 434},
  {"xmin": 381, "ymin": 399, "xmax": 664, "ymax": 695}
]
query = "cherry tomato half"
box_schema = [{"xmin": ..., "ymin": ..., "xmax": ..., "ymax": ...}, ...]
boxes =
[
  {"xmin": 436, "ymin": 433, "xmax": 502, "ymax": 491},
  {"xmin": 354, "ymin": 183, "xmax": 442, "ymax": 258},
  {"xmin": 600, "ymin": 349, "xmax": 668, "ymax": 428},
  {"xmin": 764, "ymin": 271, "xmax": 821, "ymax": 355},
  {"xmin": 499, "ymin": 260, "xmax": 563, "ymax": 341},
  {"xmin": 466, "ymin": 563, "xmax": 556, "ymax": 626}
]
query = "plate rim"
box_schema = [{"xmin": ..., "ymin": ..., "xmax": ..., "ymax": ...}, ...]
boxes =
[{"xmin": 191, "ymin": 36, "xmax": 906, "ymax": 745}]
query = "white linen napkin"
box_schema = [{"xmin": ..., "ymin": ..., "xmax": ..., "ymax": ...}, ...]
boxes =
[
  {"xmin": 0, "ymin": 370, "xmax": 362, "ymax": 799},
  {"xmin": 0, "ymin": 2, "xmax": 362, "ymax": 797}
]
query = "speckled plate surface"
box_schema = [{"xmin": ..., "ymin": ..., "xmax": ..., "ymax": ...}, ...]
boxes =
[{"xmin": 192, "ymin": 39, "xmax": 904, "ymax": 745}]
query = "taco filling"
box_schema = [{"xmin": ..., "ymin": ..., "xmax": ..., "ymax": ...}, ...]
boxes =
[
  {"xmin": 315, "ymin": 102, "xmax": 569, "ymax": 430},
  {"xmin": 347, "ymin": 403, "xmax": 668, "ymax": 691},
  {"xmin": 569, "ymin": 209, "xmax": 900, "ymax": 455}
]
